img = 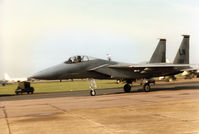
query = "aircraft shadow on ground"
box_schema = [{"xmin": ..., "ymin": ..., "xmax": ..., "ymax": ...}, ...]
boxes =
[
  {"xmin": 150, "ymin": 85, "xmax": 199, "ymax": 92},
  {"xmin": 102, "ymin": 85, "xmax": 199, "ymax": 96},
  {"xmin": 1, "ymin": 84, "xmax": 199, "ymax": 97},
  {"xmin": 0, "ymin": 94, "xmax": 14, "ymax": 97}
]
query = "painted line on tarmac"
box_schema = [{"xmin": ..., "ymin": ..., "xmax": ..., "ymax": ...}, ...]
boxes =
[
  {"xmin": 47, "ymin": 103, "xmax": 117, "ymax": 134},
  {"xmin": 2, "ymin": 106, "xmax": 12, "ymax": 134}
]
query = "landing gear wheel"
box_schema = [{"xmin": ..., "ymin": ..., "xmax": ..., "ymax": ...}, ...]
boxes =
[
  {"xmin": 124, "ymin": 84, "xmax": 131, "ymax": 93},
  {"xmin": 90, "ymin": 89, "xmax": 96, "ymax": 96},
  {"xmin": 143, "ymin": 83, "xmax": 151, "ymax": 92}
]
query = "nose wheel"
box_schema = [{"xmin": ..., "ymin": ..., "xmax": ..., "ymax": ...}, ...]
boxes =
[{"xmin": 90, "ymin": 89, "xmax": 96, "ymax": 96}]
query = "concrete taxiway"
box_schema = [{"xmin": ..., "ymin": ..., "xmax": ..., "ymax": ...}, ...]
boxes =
[{"xmin": 0, "ymin": 79, "xmax": 199, "ymax": 134}]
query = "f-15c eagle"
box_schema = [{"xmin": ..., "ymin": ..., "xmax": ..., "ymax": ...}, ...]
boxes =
[{"xmin": 31, "ymin": 35, "xmax": 193, "ymax": 96}]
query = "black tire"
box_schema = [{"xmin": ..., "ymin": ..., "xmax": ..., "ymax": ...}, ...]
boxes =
[
  {"xmin": 90, "ymin": 90, "xmax": 96, "ymax": 96},
  {"xmin": 143, "ymin": 83, "xmax": 151, "ymax": 92},
  {"xmin": 124, "ymin": 84, "xmax": 131, "ymax": 93},
  {"xmin": 27, "ymin": 92, "xmax": 30, "ymax": 94},
  {"xmin": 31, "ymin": 87, "xmax": 34, "ymax": 93}
]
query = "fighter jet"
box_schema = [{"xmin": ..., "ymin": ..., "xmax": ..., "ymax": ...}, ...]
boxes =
[
  {"xmin": 31, "ymin": 35, "xmax": 191, "ymax": 96},
  {"xmin": 0, "ymin": 80, "xmax": 8, "ymax": 86},
  {"xmin": 3, "ymin": 74, "xmax": 27, "ymax": 82}
]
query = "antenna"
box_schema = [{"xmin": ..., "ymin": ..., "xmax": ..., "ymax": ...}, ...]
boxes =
[{"xmin": 106, "ymin": 54, "xmax": 111, "ymax": 61}]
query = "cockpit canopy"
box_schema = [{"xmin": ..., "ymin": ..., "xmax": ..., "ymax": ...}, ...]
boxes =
[{"xmin": 64, "ymin": 55, "xmax": 95, "ymax": 64}]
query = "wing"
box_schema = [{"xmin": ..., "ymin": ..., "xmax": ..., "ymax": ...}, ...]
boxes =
[
  {"xmin": 109, "ymin": 64, "xmax": 190, "ymax": 73},
  {"xmin": 108, "ymin": 64, "xmax": 190, "ymax": 69},
  {"xmin": 182, "ymin": 65, "xmax": 199, "ymax": 72},
  {"xmin": 89, "ymin": 63, "xmax": 191, "ymax": 79}
]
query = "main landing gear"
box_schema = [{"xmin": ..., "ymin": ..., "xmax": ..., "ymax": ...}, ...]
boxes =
[
  {"xmin": 142, "ymin": 79, "xmax": 155, "ymax": 92},
  {"xmin": 124, "ymin": 84, "xmax": 131, "ymax": 92},
  {"xmin": 123, "ymin": 80, "xmax": 132, "ymax": 93},
  {"xmin": 143, "ymin": 83, "xmax": 151, "ymax": 92},
  {"xmin": 123, "ymin": 79, "xmax": 155, "ymax": 93}
]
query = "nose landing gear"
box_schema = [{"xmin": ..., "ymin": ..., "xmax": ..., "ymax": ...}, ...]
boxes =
[
  {"xmin": 89, "ymin": 79, "xmax": 97, "ymax": 96},
  {"xmin": 90, "ymin": 89, "xmax": 96, "ymax": 96}
]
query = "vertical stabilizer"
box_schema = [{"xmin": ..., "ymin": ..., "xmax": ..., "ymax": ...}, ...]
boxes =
[
  {"xmin": 149, "ymin": 39, "xmax": 166, "ymax": 63},
  {"xmin": 173, "ymin": 35, "xmax": 189, "ymax": 64}
]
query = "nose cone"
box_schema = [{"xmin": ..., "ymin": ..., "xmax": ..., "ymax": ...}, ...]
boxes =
[
  {"xmin": 31, "ymin": 64, "xmax": 66, "ymax": 80},
  {"xmin": 31, "ymin": 70, "xmax": 53, "ymax": 80},
  {"xmin": 31, "ymin": 72, "xmax": 48, "ymax": 80}
]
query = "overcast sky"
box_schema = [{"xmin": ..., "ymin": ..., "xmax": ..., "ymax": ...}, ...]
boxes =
[{"xmin": 1, "ymin": 0, "xmax": 199, "ymax": 78}]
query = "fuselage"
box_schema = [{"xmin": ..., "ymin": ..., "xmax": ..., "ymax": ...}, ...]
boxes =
[
  {"xmin": 32, "ymin": 58, "xmax": 116, "ymax": 80},
  {"xmin": 31, "ymin": 56, "xmax": 188, "ymax": 81}
]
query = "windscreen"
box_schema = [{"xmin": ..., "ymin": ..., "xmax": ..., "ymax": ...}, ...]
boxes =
[{"xmin": 64, "ymin": 55, "xmax": 94, "ymax": 64}]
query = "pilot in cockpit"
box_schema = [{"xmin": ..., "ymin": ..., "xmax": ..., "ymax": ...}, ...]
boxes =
[
  {"xmin": 68, "ymin": 58, "xmax": 72, "ymax": 63},
  {"xmin": 65, "ymin": 55, "xmax": 90, "ymax": 64},
  {"xmin": 77, "ymin": 56, "xmax": 81, "ymax": 62}
]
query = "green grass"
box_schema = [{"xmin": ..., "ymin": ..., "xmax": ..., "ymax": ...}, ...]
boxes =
[
  {"xmin": 0, "ymin": 80, "xmax": 123, "ymax": 95},
  {"xmin": 0, "ymin": 84, "xmax": 17, "ymax": 95}
]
